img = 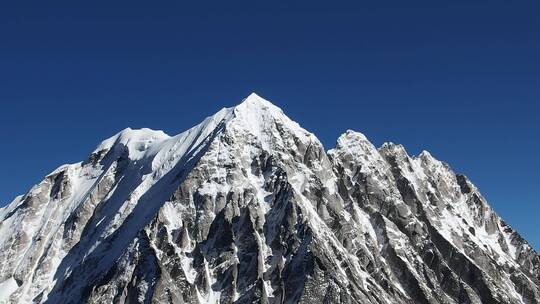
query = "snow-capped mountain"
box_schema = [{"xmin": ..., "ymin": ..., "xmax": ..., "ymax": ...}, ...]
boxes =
[{"xmin": 0, "ymin": 93, "xmax": 538, "ymax": 304}]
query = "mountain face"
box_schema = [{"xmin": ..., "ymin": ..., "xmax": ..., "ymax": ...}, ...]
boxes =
[{"xmin": 0, "ymin": 93, "xmax": 539, "ymax": 304}]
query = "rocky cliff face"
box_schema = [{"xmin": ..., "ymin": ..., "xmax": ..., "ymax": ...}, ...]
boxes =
[{"xmin": 0, "ymin": 93, "xmax": 538, "ymax": 304}]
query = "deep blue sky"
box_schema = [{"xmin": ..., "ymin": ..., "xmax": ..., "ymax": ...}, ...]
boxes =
[{"xmin": 0, "ymin": 1, "xmax": 538, "ymax": 249}]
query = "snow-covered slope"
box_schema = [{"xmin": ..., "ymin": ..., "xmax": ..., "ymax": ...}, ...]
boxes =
[{"xmin": 0, "ymin": 93, "xmax": 538, "ymax": 304}]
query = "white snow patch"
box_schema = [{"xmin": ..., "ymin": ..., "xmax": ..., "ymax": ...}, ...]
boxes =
[{"xmin": 0, "ymin": 277, "xmax": 19, "ymax": 302}]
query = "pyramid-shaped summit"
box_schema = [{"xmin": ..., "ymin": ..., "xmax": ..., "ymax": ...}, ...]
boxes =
[
  {"xmin": 0, "ymin": 93, "xmax": 538, "ymax": 303},
  {"xmin": 93, "ymin": 92, "xmax": 309, "ymax": 162}
]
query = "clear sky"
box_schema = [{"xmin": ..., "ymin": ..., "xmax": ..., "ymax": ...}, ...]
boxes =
[{"xmin": 0, "ymin": 1, "xmax": 538, "ymax": 249}]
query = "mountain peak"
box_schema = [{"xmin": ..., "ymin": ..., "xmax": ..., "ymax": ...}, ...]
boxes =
[
  {"xmin": 234, "ymin": 92, "xmax": 283, "ymax": 116},
  {"xmin": 242, "ymin": 92, "xmax": 270, "ymax": 104},
  {"xmin": 244, "ymin": 91, "xmax": 265, "ymax": 102},
  {"xmin": 2, "ymin": 93, "xmax": 538, "ymax": 303},
  {"xmin": 230, "ymin": 92, "xmax": 311, "ymax": 142},
  {"xmin": 93, "ymin": 127, "xmax": 170, "ymax": 156}
]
